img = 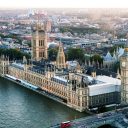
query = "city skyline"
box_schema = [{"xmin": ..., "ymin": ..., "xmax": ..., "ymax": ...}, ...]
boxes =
[
  {"xmin": 0, "ymin": 0, "xmax": 128, "ymax": 8},
  {"xmin": 0, "ymin": 3, "xmax": 128, "ymax": 127}
]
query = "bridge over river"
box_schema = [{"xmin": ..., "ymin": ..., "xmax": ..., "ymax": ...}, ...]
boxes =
[{"xmin": 51, "ymin": 108, "xmax": 128, "ymax": 128}]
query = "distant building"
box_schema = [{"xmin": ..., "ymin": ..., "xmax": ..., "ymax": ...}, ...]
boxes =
[
  {"xmin": 45, "ymin": 20, "xmax": 52, "ymax": 32},
  {"xmin": 103, "ymin": 47, "xmax": 124, "ymax": 68}
]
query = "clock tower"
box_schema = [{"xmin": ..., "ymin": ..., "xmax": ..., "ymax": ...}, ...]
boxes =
[{"xmin": 120, "ymin": 35, "xmax": 128, "ymax": 104}]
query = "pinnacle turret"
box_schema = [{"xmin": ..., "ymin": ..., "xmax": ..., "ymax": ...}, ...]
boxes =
[{"xmin": 56, "ymin": 42, "xmax": 66, "ymax": 69}]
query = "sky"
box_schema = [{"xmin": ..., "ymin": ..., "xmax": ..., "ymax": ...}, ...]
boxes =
[{"xmin": 0, "ymin": 0, "xmax": 128, "ymax": 8}]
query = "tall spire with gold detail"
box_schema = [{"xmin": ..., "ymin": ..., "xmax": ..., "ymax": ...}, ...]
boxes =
[
  {"xmin": 120, "ymin": 33, "xmax": 128, "ymax": 104},
  {"xmin": 31, "ymin": 11, "xmax": 48, "ymax": 61},
  {"xmin": 56, "ymin": 42, "xmax": 66, "ymax": 69}
]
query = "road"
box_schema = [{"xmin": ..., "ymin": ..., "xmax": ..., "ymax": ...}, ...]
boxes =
[
  {"xmin": 50, "ymin": 108, "xmax": 128, "ymax": 128},
  {"xmin": 70, "ymin": 112, "xmax": 124, "ymax": 128}
]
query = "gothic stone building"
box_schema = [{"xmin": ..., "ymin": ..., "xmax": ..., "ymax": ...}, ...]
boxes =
[{"xmin": 0, "ymin": 21, "xmax": 122, "ymax": 112}]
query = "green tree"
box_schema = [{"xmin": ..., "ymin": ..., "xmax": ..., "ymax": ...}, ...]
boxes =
[
  {"xmin": 60, "ymin": 27, "xmax": 100, "ymax": 35},
  {"xmin": 67, "ymin": 48, "xmax": 85, "ymax": 63},
  {"xmin": 60, "ymin": 27, "xmax": 72, "ymax": 33},
  {"xmin": 48, "ymin": 48, "xmax": 58, "ymax": 61},
  {"xmin": 27, "ymin": 41, "xmax": 31, "ymax": 47},
  {"xmin": 0, "ymin": 33, "xmax": 5, "ymax": 38},
  {"xmin": 90, "ymin": 54, "xmax": 103, "ymax": 65},
  {"xmin": 110, "ymin": 45, "xmax": 124, "ymax": 55},
  {"xmin": 0, "ymin": 48, "xmax": 30, "ymax": 60}
]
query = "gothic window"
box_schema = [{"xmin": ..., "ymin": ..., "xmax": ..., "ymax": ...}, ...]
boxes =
[
  {"xmin": 39, "ymin": 40, "xmax": 41, "ymax": 46},
  {"xmin": 40, "ymin": 40, "xmax": 42, "ymax": 46},
  {"xmin": 43, "ymin": 52, "xmax": 45, "ymax": 57},
  {"xmin": 38, "ymin": 40, "xmax": 45, "ymax": 46},
  {"xmin": 42, "ymin": 40, "xmax": 44, "ymax": 46},
  {"xmin": 39, "ymin": 52, "xmax": 43, "ymax": 57}
]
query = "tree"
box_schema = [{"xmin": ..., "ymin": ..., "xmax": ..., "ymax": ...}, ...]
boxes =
[
  {"xmin": 0, "ymin": 48, "xmax": 30, "ymax": 60},
  {"xmin": 90, "ymin": 54, "xmax": 103, "ymax": 66},
  {"xmin": 27, "ymin": 41, "xmax": 31, "ymax": 47},
  {"xmin": 110, "ymin": 45, "xmax": 124, "ymax": 54},
  {"xmin": 60, "ymin": 27, "xmax": 101, "ymax": 35},
  {"xmin": 0, "ymin": 33, "xmax": 5, "ymax": 38},
  {"xmin": 60, "ymin": 27, "xmax": 72, "ymax": 33},
  {"xmin": 67, "ymin": 48, "xmax": 85, "ymax": 63},
  {"xmin": 48, "ymin": 48, "xmax": 58, "ymax": 61}
]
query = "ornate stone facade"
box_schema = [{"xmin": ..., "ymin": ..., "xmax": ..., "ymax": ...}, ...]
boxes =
[
  {"xmin": 31, "ymin": 22, "xmax": 48, "ymax": 61},
  {"xmin": 7, "ymin": 61, "xmax": 88, "ymax": 112},
  {"xmin": 120, "ymin": 39, "xmax": 128, "ymax": 104},
  {"xmin": 56, "ymin": 43, "xmax": 66, "ymax": 69},
  {"xmin": 0, "ymin": 21, "xmax": 121, "ymax": 112},
  {"xmin": 0, "ymin": 55, "xmax": 9, "ymax": 76}
]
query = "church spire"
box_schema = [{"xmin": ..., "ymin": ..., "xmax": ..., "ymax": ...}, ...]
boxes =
[
  {"xmin": 116, "ymin": 68, "xmax": 121, "ymax": 79},
  {"xmin": 23, "ymin": 56, "xmax": 27, "ymax": 64},
  {"xmin": 56, "ymin": 42, "xmax": 66, "ymax": 69}
]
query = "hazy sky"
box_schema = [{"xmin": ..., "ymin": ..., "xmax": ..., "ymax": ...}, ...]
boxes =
[{"xmin": 0, "ymin": 0, "xmax": 128, "ymax": 8}]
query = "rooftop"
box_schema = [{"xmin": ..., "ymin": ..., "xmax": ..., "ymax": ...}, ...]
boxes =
[
  {"xmin": 53, "ymin": 76, "xmax": 67, "ymax": 83},
  {"xmin": 11, "ymin": 62, "xmax": 24, "ymax": 70},
  {"xmin": 96, "ymin": 75, "xmax": 121, "ymax": 85},
  {"xmin": 86, "ymin": 67, "xmax": 117, "ymax": 78}
]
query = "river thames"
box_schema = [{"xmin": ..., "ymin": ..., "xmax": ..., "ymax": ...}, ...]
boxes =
[{"xmin": 0, "ymin": 77, "xmax": 88, "ymax": 128}]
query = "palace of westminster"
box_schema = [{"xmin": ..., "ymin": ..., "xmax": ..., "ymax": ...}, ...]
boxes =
[{"xmin": 0, "ymin": 20, "xmax": 128, "ymax": 112}]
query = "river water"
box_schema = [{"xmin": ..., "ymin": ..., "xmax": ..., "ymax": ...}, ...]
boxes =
[{"xmin": 0, "ymin": 77, "xmax": 88, "ymax": 128}]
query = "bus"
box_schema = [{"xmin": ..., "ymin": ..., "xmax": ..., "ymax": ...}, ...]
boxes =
[{"xmin": 61, "ymin": 121, "xmax": 71, "ymax": 128}]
